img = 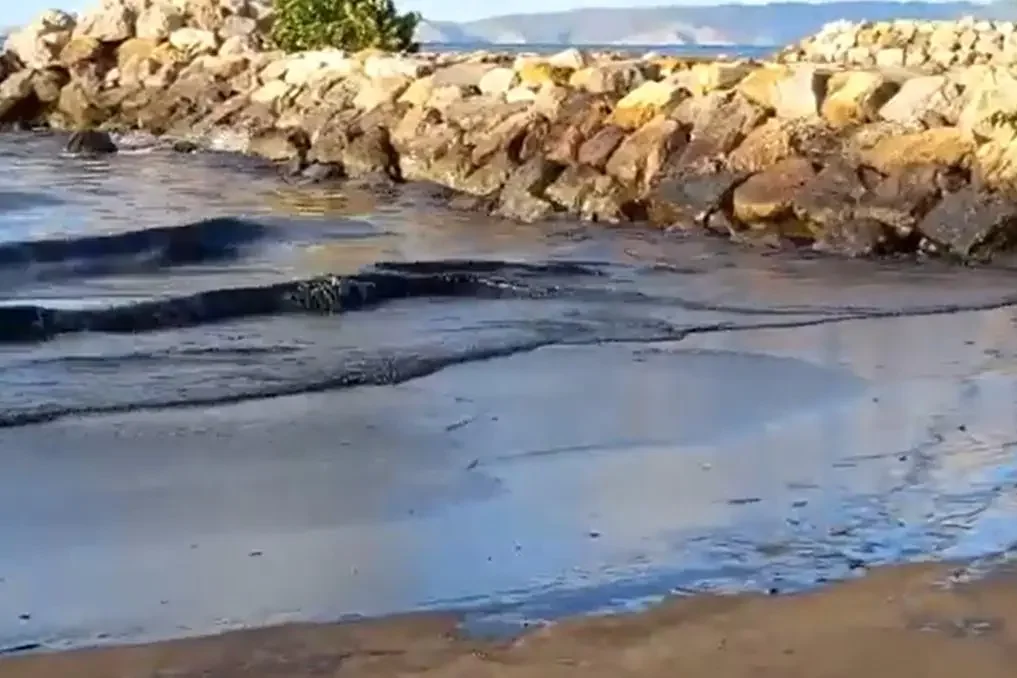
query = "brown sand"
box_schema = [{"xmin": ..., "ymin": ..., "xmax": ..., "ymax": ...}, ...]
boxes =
[{"xmin": 4, "ymin": 563, "xmax": 1017, "ymax": 678}]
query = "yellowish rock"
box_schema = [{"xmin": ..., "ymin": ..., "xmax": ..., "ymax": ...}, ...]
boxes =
[
  {"xmin": 398, "ymin": 75, "xmax": 435, "ymax": 107},
  {"xmin": 608, "ymin": 80, "xmax": 687, "ymax": 130},
  {"xmin": 353, "ymin": 75, "xmax": 412, "ymax": 111},
  {"xmin": 60, "ymin": 36, "xmax": 102, "ymax": 67},
  {"xmin": 605, "ymin": 115, "xmax": 683, "ymax": 192},
  {"xmin": 821, "ymin": 71, "xmax": 898, "ymax": 129},
  {"xmin": 860, "ymin": 127, "xmax": 976, "ymax": 173},
  {"xmin": 974, "ymin": 138, "xmax": 1017, "ymax": 190},
  {"xmin": 517, "ymin": 61, "xmax": 572, "ymax": 89},
  {"xmin": 688, "ymin": 61, "xmax": 754, "ymax": 94},
  {"xmin": 733, "ymin": 156, "xmax": 816, "ymax": 224}
]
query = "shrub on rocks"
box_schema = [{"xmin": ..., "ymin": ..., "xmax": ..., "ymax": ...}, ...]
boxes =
[{"xmin": 270, "ymin": 0, "xmax": 420, "ymax": 53}]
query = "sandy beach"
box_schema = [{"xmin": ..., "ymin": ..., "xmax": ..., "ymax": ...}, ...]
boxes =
[{"xmin": 2, "ymin": 562, "xmax": 1016, "ymax": 677}]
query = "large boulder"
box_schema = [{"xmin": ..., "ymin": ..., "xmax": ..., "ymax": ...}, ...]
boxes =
[
  {"xmin": 732, "ymin": 156, "xmax": 816, "ymax": 225},
  {"xmin": 859, "ymin": 127, "xmax": 976, "ymax": 174},
  {"xmin": 135, "ymin": 3, "xmax": 185, "ymax": 41},
  {"xmin": 5, "ymin": 9, "xmax": 76, "ymax": 69},
  {"xmin": 676, "ymin": 90, "xmax": 768, "ymax": 171},
  {"xmin": 605, "ymin": 115, "xmax": 685, "ymax": 193},
  {"xmin": 74, "ymin": 0, "xmax": 136, "ymax": 42},
  {"xmin": 608, "ymin": 80, "xmax": 687, "ymax": 129},
  {"xmin": 918, "ymin": 187, "xmax": 1017, "ymax": 259},
  {"xmin": 878, "ymin": 75, "xmax": 962, "ymax": 127},
  {"xmin": 0, "ymin": 71, "xmax": 38, "ymax": 124},
  {"xmin": 821, "ymin": 71, "xmax": 898, "ymax": 129}
]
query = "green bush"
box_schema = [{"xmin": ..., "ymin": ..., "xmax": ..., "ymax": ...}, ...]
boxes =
[{"xmin": 272, "ymin": 0, "xmax": 420, "ymax": 53}]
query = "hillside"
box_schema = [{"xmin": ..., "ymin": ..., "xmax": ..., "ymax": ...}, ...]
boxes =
[{"xmin": 414, "ymin": 1, "xmax": 1013, "ymax": 46}]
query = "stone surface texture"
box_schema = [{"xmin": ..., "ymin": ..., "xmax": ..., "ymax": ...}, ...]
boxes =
[{"xmin": 4, "ymin": 6, "xmax": 1017, "ymax": 260}]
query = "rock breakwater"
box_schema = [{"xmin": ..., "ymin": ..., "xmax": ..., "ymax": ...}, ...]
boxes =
[{"xmin": 5, "ymin": 3, "xmax": 1017, "ymax": 260}]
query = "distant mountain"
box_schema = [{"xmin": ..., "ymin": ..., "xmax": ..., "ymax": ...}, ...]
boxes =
[{"xmin": 414, "ymin": 1, "xmax": 1017, "ymax": 47}]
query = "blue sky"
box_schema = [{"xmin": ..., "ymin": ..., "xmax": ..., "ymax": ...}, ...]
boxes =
[{"xmin": 8, "ymin": 0, "xmax": 980, "ymax": 28}]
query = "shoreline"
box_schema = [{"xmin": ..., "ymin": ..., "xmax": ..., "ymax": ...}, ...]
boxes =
[
  {"xmin": 3, "ymin": 561, "xmax": 1017, "ymax": 676},
  {"xmin": 3, "ymin": 5, "xmax": 1017, "ymax": 261}
]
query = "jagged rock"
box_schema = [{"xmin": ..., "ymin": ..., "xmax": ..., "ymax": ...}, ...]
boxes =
[
  {"xmin": 54, "ymin": 78, "xmax": 106, "ymax": 129},
  {"xmin": 169, "ymin": 28, "xmax": 219, "ymax": 56},
  {"xmin": 470, "ymin": 109, "xmax": 534, "ymax": 165},
  {"xmin": 577, "ymin": 125, "xmax": 627, "ymax": 170},
  {"xmin": 727, "ymin": 117, "xmax": 838, "ymax": 173},
  {"xmin": 733, "ymin": 156, "xmax": 816, "ymax": 225},
  {"xmin": 478, "ymin": 67, "xmax": 517, "ymax": 96},
  {"xmin": 918, "ymin": 187, "xmax": 1017, "ymax": 258},
  {"xmin": 646, "ymin": 170, "xmax": 743, "ymax": 230},
  {"xmin": 673, "ymin": 61, "xmax": 754, "ymax": 96},
  {"xmin": 5, "ymin": 9, "xmax": 76, "ymax": 69},
  {"xmin": 545, "ymin": 165, "xmax": 634, "ymax": 222},
  {"xmin": 218, "ymin": 34, "xmax": 258, "ymax": 56},
  {"xmin": 516, "ymin": 59, "xmax": 572, "ymax": 89},
  {"xmin": 363, "ymin": 54, "xmax": 429, "ymax": 80},
  {"xmin": 353, "ymin": 76, "xmax": 411, "ymax": 111},
  {"xmin": 430, "ymin": 63, "xmax": 497, "ymax": 88},
  {"xmin": 249, "ymin": 128, "xmax": 304, "ymax": 160},
  {"xmin": 821, "ymin": 71, "xmax": 898, "ymax": 129},
  {"xmin": 677, "ymin": 90, "xmax": 767, "ymax": 171},
  {"xmin": 0, "ymin": 71, "xmax": 38, "ymax": 123},
  {"xmin": 878, "ymin": 75, "xmax": 962, "ymax": 126},
  {"xmin": 136, "ymin": 3, "xmax": 185, "ymax": 41},
  {"xmin": 859, "ymin": 127, "xmax": 976, "ymax": 173},
  {"xmin": 975, "ymin": 138, "xmax": 1017, "ymax": 191},
  {"xmin": 31, "ymin": 68, "xmax": 69, "ymax": 104},
  {"xmin": 569, "ymin": 61, "xmax": 644, "ymax": 95},
  {"xmin": 605, "ymin": 115, "xmax": 685, "ymax": 193},
  {"xmin": 854, "ymin": 165, "xmax": 943, "ymax": 236},
  {"xmin": 608, "ymin": 80, "xmax": 686, "ymax": 129},
  {"xmin": 219, "ymin": 15, "xmax": 258, "ymax": 40},
  {"xmin": 792, "ymin": 160, "xmax": 865, "ymax": 233},
  {"xmin": 495, "ymin": 157, "xmax": 561, "ymax": 222},
  {"xmin": 65, "ymin": 129, "xmax": 118, "ymax": 154},
  {"xmin": 548, "ymin": 48, "xmax": 588, "ymax": 70},
  {"xmin": 60, "ymin": 37, "xmax": 104, "ymax": 67},
  {"xmin": 957, "ymin": 70, "xmax": 1017, "ymax": 142},
  {"xmin": 74, "ymin": 0, "xmax": 135, "ymax": 42}
]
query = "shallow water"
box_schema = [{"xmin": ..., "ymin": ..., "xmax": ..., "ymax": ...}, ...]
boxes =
[{"xmin": 2, "ymin": 131, "xmax": 1017, "ymax": 653}]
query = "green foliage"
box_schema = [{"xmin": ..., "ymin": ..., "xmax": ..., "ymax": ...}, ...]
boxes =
[{"xmin": 272, "ymin": 0, "xmax": 420, "ymax": 53}]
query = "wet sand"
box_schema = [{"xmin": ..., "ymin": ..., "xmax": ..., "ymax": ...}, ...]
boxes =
[{"xmin": 4, "ymin": 562, "xmax": 1017, "ymax": 678}]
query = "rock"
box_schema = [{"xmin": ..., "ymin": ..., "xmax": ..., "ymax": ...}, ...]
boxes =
[
  {"xmin": 608, "ymin": 80, "xmax": 687, "ymax": 130},
  {"xmin": 31, "ymin": 68, "xmax": 69, "ymax": 104},
  {"xmin": 219, "ymin": 15, "xmax": 258, "ymax": 40},
  {"xmin": 548, "ymin": 48, "xmax": 588, "ymax": 70},
  {"xmin": 431, "ymin": 63, "xmax": 497, "ymax": 88},
  {"xmin": 792, "ymin": 160, "xmax": 866, "ymax": 234},
  {"xmin": 859, "ymin": 127, "xmax": 975, "ymax": 173},
  {"xmin": 363, "ymin": 54, "xmax": 429, "ymax": 80},
  {"xmin": 516, "ymin": 60, "xmax": 572, "ymax": 89},
  {"xmin": 733, "ymin": 156, "xmax": 816, "ymax": 224},
  {"xmin": 477, "ymin": 67, "xmax": 516, "ymax": 96},
  {"xmin": 726, "ymin": 117, "xmax": 838, "ymax": 175},
  {"xmin": 605, "ymin": 115, "xmax": 685, "ymax": 193},
  {"xmin": 854, "ymin": 166, "xmax": 942, "ymax": 236},
  {"xmin": 469, "ymin": 109, "xmax": 535, "ymax": 165},
  {"xmin": 975, "ymin": 138, "xmax": 1017, "ymax": 191},
  {"xmin": 249, "ymin": 128, "xmax": 305, "ymax": 161},
  {"xmin": 0, "ymin": 71, "xmax": 38, "ymax": 123},
  {"xmin": 957, "ymin": 71, "xmax": 1017, "ymax": 142},
  {"xmin": 677, "ymin": 61, "xmax": 754, "ymax": 96},
  {"xmin": 577, "ymin": 125, "xmax": 627, "ymax": 170},
  {"xmin": 879, "ymin": 75, "xmax": 962, "ymax": 126},
  {"xmin": 54, "ymin": 79, "xmax": 106, "ymax": 129},
  {"xmin": 918, "ymin": 187, "xmax": 1017, "ymax": 258},
  {"xmin": 739, "ymin": 64, "xmax": 826, "ymax": 119},
  {"xmin": 677, "ymin": 91, "xmax": 767, "ymax": 171},
  {"xmin": 218, "ymin": 34, "xmax": 258, "ymax": 56},
  {"xmin": 545, "ymin": 165, "xmax": 634, "ymax": 222},
  {"xmin": 136, "ymin": 3, "xmax": 184, "ymax": 41},
  {"xmin": 353, "ymin": 76, "xmax": 411, "ymax": 111},
  {"xmin": 60, "ymin": 37, "xmax": 104, "ymax": 67},
  {"xmin": 116, "ymin": 37, "xmax": 159, "ymax": 68},
  {"xmin": 74, "ymin": 0, "xmax": 135, "ymax": 42},
  {"xmin": 250, "ymin": 79, "xmax": 292, "ymax": 107},
  {"xmin": 821, "ymin": 71, "xmax": 898, "ymax": 129},
  {"xmin": 647, "ymin": 170, "xmax": 743, "ymax": 229},
  {"xmin": 65, "ymin": 130, "xmax": 118, "ymax": 154},
  {"xmin": 505, "ymin": 86, "xmax": 537, "ymax": 104},
  {"xmin": 169, "ymin": 28, "xmax": 219, "ymax": 56},
  {"xmin": 5, "ymin": 9, "xmax": 76, "ymax": 69},
  {"xmin": 570, "ymin": 61, "xmax": 644, "ymax": 95},
  {"xmin": 495, "ymin": 157, "xmax": 561, "ymax": 222}
]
